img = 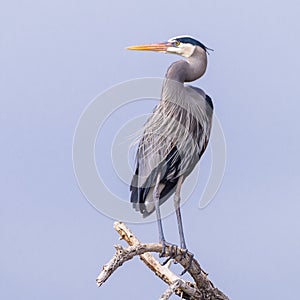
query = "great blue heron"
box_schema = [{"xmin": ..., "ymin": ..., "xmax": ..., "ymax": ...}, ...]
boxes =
[{"xmin": 128, "ymin": 35, "xmax": 213, "ymax": 262}]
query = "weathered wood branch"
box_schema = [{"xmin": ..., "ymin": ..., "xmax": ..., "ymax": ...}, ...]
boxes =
[
  {"xmin": 160, "ymin": 279, "xmax": 197, "ymax": 300},
  {"xmin": 96, "ymin": 221, "xmax": 230, "ymax": 300}
]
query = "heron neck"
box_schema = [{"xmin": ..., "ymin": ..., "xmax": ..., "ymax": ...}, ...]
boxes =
[
  {"xmin": 186, "ymin": 47, "xmax": 207, "ymax": 82},
  {"xmin": 165, "ymin": 47, "xmax": 207, "ymax": 83}
]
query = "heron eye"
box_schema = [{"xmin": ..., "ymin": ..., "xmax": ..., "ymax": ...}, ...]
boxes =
[{"xmin": 172, "ymin": 41, "xmax": 180, "ymax": 47}]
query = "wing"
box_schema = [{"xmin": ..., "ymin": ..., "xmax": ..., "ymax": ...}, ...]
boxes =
[
  {"xmin": 130, "ymin": 85, "xmax": 213, "ymax": 217},
  {"xmin": 130, "ymin": 137, "xmax": 181, "ymax": 217}
]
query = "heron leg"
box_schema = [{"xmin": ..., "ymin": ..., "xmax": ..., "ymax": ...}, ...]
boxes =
[
  {"xmin": 153, "ymin": 172, "xmax": 166, "ymax": 257},
  {"xmin": 174, "ymin": 176, "xmax": 186, "ymax": 250},
  {"xmin": 174, "ymin": 175, "xmax": 195, "ymax": 275}
]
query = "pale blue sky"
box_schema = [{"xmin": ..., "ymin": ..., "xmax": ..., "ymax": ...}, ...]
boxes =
[{"xmin": 1, "ymin": 1, "xmax": 300, "ymax": 299}]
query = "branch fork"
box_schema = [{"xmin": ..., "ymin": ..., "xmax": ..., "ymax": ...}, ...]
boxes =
[{"xmin": 96, "ymin": 222, "xmax": 229, "ymax": 300}]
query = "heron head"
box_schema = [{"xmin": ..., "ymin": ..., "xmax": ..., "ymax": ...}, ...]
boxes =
[{"xmin": 127, "ymin": 35, "xmax": 212, "ymax": 58}]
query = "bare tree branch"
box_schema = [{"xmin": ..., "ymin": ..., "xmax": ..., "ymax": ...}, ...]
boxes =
[
  {"xmin": 159, "ymin": 279, "xmax": 199, "ymax": 300},
  {"xmin": 96, "ymin": 221, "xmax": 230, "ymax": 300}
]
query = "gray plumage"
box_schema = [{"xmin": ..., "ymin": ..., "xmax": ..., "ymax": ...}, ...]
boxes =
[
  {"xmin": 128, "ymin": 36, "xmax": 213, "ymax": 255},
  {"xmin": 130, "ymin": 46, "xmax": 213, "ymax": 215}
]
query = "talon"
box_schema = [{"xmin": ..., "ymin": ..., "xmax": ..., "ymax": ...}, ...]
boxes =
[
  {"xmin": 162, "ymin": 256, "xmax": 172, "ymax": 266},
  {"xmin": 180, "ymin": 248, "xmax": 188, "ymax": 260},
  {"xmin": 162, "ymin": 244, "xmax": 178, "ymax": 265},
  {"xmin": 179, "ymin": 250, "xmax": 194, "ymax": 276}
]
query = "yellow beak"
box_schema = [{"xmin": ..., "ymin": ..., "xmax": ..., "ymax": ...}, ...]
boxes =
[{"xmin": 126, "ymin": 42, "xmax": 170, "ymax": 52}]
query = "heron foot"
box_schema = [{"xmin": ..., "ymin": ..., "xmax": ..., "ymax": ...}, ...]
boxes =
[
  {"xmin": 159, "ymin": 240, "xmax": 167, "ymax": 258},
  {"xmin": 161, "ymin": 243, "xmax": 178, "ymax": 266},
  {"xmin": 179, "ymin": 249, "xmax": 194, "ymax": 276}
]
